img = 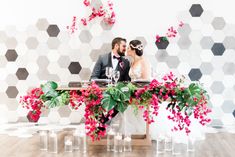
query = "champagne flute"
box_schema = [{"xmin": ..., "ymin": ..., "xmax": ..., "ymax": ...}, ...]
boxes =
[
  {"xmin": 106, "ymin": 67, "xmax": 113, "ymax": 85},
  {"xmin": 113, "ymin": 70, "xmax": 120, "ymax": 86}
]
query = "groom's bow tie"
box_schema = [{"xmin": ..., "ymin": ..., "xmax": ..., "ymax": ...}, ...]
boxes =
[{"xmin": 113, "ymin": 55, "xmax": 121, "ymax": 60}]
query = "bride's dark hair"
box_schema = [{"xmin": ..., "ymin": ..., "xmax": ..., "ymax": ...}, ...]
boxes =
[{"xmin": 129, "ymin": 40, "xmax": 143, "ymax": 56}]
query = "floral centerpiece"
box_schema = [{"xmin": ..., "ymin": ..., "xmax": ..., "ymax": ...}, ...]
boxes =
[{"xmin": 19, "ymin": 72, "xmax": 211, "ymax": 140}]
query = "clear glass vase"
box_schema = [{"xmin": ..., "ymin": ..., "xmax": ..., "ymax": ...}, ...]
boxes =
[
  {"xmin": 49, "ymin": 131, "xmax": 58, "ymax": 153},
  {"xmin": 123, "ymin": 133, "xmax": 132, "ymax": 152},
  {"xmin": 39, "ymin": 130, "xmax": 48, "ymax": 151},
  {"xmin": 114, "ymin": 132, "xmax": 123, "ymax": 153},
  {"xmin": 156, "ymin": 135, "xmax": 165, "ymax": 154},
  {"xmin": 64, "ymin": 135, "xmax": 73, "ymax": 152},
  {"xmin": 107, "ymin": 127, "xmax": 115, "ymax": 151}
]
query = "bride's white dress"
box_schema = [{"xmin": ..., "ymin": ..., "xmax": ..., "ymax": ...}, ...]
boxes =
[{"xmin": 124, "ymin": 64, "xmax": 205, "ymax": 141}]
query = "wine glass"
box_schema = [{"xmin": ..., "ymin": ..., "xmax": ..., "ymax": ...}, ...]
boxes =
[
  {"xmin": 113, "ymin": 70, "xmax": 120, "ymax": 86},
  {"xmin": 106, "ymin": 67, "xmax": 113, "ymax": 84}
]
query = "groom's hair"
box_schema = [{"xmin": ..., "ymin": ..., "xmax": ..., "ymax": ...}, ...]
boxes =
[{"xmin": 112, "ymin": 37, "xmax": 126, "ymax": 49}]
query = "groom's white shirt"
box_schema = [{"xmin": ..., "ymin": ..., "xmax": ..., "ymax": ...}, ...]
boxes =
[{"xmin": 111, "ymin": 51, "xmax": 119, "ymax": 70}]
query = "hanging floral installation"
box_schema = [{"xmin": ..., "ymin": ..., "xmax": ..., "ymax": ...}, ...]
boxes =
[
  {"xmin": 155, "ymin": 21, "xmax": 184, "ymax": 43},
  {"xmin": 81, "ymin": 0, "xmax": 115, "ymax": 26},
  {"xmin": 20, "ymin": 72, "xmax": 211, "ymax": 140},
  {"xmin": 67, "ymin": 0, "xmax": 115, "ymax": 34},
  {"xmin": 66, "ymin": 16, "xmax": 79, "ymax": 34}
]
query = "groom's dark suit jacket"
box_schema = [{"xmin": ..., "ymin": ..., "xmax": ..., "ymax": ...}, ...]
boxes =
[{"xmin": 90, "ymin": 52, "xmax": 131, "ymax": 81}]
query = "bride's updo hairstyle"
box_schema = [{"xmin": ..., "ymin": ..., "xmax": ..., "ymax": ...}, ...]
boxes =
[{"xmin": 129, "ymin": 40, "xmax": 144, "ymax": 56}]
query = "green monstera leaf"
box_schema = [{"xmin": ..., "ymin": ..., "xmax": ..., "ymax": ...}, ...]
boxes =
[
  {"xmin": 40, "ymin": 81, "xmax": 69, "ymax": 108},
  {"xmin": 101, "ymin": 82, "xmax": 137, "ymax": 113}
]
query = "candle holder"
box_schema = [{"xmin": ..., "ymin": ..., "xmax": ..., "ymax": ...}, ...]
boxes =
[
  {"xmin": 123, "ymin": 134, "xmax": 132, "ymax": 152},
  {"xmin": 114, "ymin": 132, "xmax": 123, "ymax": 153},
  {"xmin": 187, "ymin": 137, "xmax": 195, "ymax": 152},
  {"xmin": 107, "ymin": 128, "xmax": 115, "ymax": 151},
  {"xmin": 39, "ymin": 130, "xmax": 48, "ymax": 151},
  {"xmin": 156, "ymin": 135, "xmax": 165, "ymax": 154},
  {"xmin": 48, "ymin": 131, "xmax": 58, "ymax": 153},
  {"xmin": 64, "ymin": 135, "xmax": 73, "ymax": 152},
  {"xmin": 73, "ymin": 129, "xmax": 81, "ymax": 150},
  {"xmin": 164, "ymin": 136, "xmax": 172, "ymax": 152}
]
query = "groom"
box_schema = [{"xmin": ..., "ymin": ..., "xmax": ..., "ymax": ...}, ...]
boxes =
[{"xmin": 90, "ymin": 37, "xmax": 131, "ymax": 81}]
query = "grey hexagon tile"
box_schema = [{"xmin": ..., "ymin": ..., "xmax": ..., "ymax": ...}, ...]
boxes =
[
  {"xmin": 166, "ymin": 56, "xmax": 180, "ymax": 68},
  {"xmin": 223, "ymin": 62, "xmax": 235, "ymax": 75},
  {"xmin": 58, "ymin": 106, "xmax": 71, "ymax": 117},
  {"xmin": 37, "ymin": 56, "xmax": 49, "ymax": 67},
  {"xmin": 188, "ymin": 54, "xmax": 202, "ymax": 67},
  {"xmin": 79, "ymin": 68, "xmax": 91, "ymax": 80},
  {"xmin": 233, "ymin": 110, "xmax": 235, "ymax": 118},
  {"xmin": 68, "ymin": 36, "xmax": 81, "ymax": 49},
  {"xmin": 189, "ymin": 4, "xmax": 204, "ymax": 17},
  {"xmin": 189, "ymin": 30, "xmax": 202, "ymax": 42},
  {"xmin": 200, "ymin": 11, "xmax": 214, "ymax": 24},
  {"xmin": 224, "ymin": 24, "xmax": 235, "ymax": 36},
  {"xmin": 211, "ymin": 17, "xmax": 226, "ymax": 30},
  {"xmin": 16, "ymin": 68, "xmax": 29, "ymax": 80},
  {"xmin": 100, "ymin": 31, "xmax": 114, "ymax": 43},
  {"xmin": 177, "ymin": 11, "xmax": 192, "ymax": 23},
  {"xmin": 223, "ymin": 88, "xmax": 235, "ymax": 100},
  {"xmin": 210, "ymin": 55, "xmax": 225, "ymax": 69},
  {"xmin": 177, "ymin": 50, "xmax": 191, "ymax": 62},
  {"xmin": 57, "ymin": 31, "xmax": 70, "ymax": 43},
  {"xmin": 100, "ymin": 43, "xmax": 112, "ymax": 54},
  {"xmin": 221, "ymin": 100, "xmax": 235, "ymax": 113},
  {"xmin": 5, "ymin": 49, "xmax": 18, "ymax": 62},
  {"xmin": 25, "ymin": 37, "xmax": 39, "ymax": 49},
  {"xmin": 177, "ymin": 23, "xmax": 191, "ymax": 37},
  {"xmin": 36, "ymin": 18, "xmax": 49, "ymax": 31},
  {"xmin": 5, "ymin": 37, "xmax": 17, "ymax": 49},
  {"xmin": 155, "ymin": 38, "xmax": 169, "ymax": 49},
  {"xmin": 6, "ymin": 99, "xmax": 19, "ymax": 111},
  {"xmin": 211, "ymin": 69, "xmax": 224, "ymax": 81},
  {"xmin": 222, "ymin": 76, "xmax": 235, "ymax": 88},
  {"xmin": 0, "ymin": 56, "xmax": 7, "ymax": 68},
  {"xmin": 188, "ymin": 68, "xmax": 202, "ymax": 81},
  {"xmin": 47, "ymin": 24, "xmax": 60, "ymax": 37},
  {"xmin": 211, "ymin": 43, "xmax": 225, "ymax": 56},
  {"xmin": 68, "ymin": 62, "xmax": 82, "ymax": 74},
  {"xmin": 90, "ymin": 49, "xmax": 102, "ymax": 62},
  {"xmin": 47, "ymin": 37, "xmax": 61, "ymax": 49},
  {"xmin": 90, "ymin": 37, "xmax": 103, "ymax": 49},
  {"xmin": 200, "ymin": 62, "xmax": 214, "ymax": 75},
  {"xmin": 201, "ymin": 24, "xmax": 214, "ymax": 36},
  {"xmin": 80, "ymin": 43, "xmax": 92, "ymax": 54},
  {"xmin": 210, "ymin": 81, "xmax": 225, "ymax": 94},
  {"xmin": 155, "ymin": 50, "xmax": 169, "ymax": 62},
  {"xmin": 166, "ymin": 44, "xmax": 180, "ymax": 56},
  {"xmin": 6, "ymin": 86, "xmax": 18, "ymax": 98},
  {"xmin": 58, "ymin": 55, "xmax": 71, "ymax": 68},
  {"xmin": 79, "ymin": 30, "xmax": 92, "ymax": 43},
  {"xmin": 200, "ymin": 36, "xmax": 214, "ymax": 49},
  {"xmin": 36, "ymin": 31, "xmax": 49, "ymax": 43},
  {"xmin": 0, "ymin": 31, "xmax": 7, "ymax": 42},
  {"xmin": 6, "ymin": 74, "xmax": 18, "ymax": 85},
  {"xmin": 211, "ymin": 30, "xmax": 225, "ymax": 42},
  {"xmin": 4, "ymin": 25, "xmax": 17, "ymax": 37},
  {"xmin": 177, "ymin": 62, "xmax": 191, "ymax": 74},
  {"xmin": 26, "ymin": 25, "xmax": 39, "ymax": 36},
  {"xmin": 177, "ymin": 36, "xmax": 191, "ymax": 49},
  {"xmin": 47, "ymin": 62, "xmax": 60, "ymax": 74},
  {"xmin": 223, "ymin": 36, "xmax": 235, "ymax": 49}
]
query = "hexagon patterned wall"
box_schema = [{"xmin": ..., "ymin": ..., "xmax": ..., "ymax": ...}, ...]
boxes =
[{"xmin": 0, "ymin": 3, "xmax": 235, "ymax": 127}]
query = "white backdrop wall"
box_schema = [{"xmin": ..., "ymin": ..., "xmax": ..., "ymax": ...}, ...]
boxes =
[{"xmin": 0, "ymin": 0, "xmax": 235, "ymax": 127}]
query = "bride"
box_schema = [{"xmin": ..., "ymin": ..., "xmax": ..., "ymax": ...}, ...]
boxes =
[
  {"xmin": 121, "ymin": 40, "xmax": 151, "ymax": 135},
  {"xmin": 127, "ymin": 40, "xmax": 151, "ymax": 81}
]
